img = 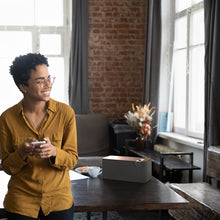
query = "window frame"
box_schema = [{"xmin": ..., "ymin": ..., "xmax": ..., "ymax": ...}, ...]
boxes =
[
  {"xmin": 0, "ymin": 0, "xmax": 71, "ymax": 108},
  {"xmin": 171, "ymin": 1, "xmax": 204, "ymax": 139}
]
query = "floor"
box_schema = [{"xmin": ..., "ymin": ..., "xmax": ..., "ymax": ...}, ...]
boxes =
[
  {"xmin": 74, "ymin": 210, "xmax": 171, "ymax": 220},
  {"xmin": 1, "ymin": 210, "xmax": 170, "ymax": 220}
]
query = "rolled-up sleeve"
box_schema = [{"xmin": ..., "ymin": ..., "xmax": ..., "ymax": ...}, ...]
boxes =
[{"xmin": 50, "ymin": 106, "xmax": 78, "ymax": 170}]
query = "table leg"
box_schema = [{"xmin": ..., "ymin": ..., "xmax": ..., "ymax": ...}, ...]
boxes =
[
  {"xmin": 159, "ymin": 210, "xmax": 172, "ymax": 220},
  {"xmin": 87, "ymin": 212, "xmax": 91, "ymax": 220},
  {"xmin": 189, "ymin": 153, "xmax": 194, "ymax": 183},
  {"xmin": 160, "ymin": 156, "xmax": 164, "ymax": 182},
  {"xmin": 103, "ymin": 211, "xmax": 107, "ymax": 220},
  {"xmin": 189, "ymin": 170, "xmax": 193, "ymax": 183}
]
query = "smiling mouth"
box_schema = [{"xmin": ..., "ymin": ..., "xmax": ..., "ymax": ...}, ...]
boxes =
[{"xmin": 42, "ymin": 90, "xmax": 51, "ymax": 94}]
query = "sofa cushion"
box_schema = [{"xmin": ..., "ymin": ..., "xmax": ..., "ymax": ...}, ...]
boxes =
[
  {"xmin": 76, "ymin": 156, "xmax": 103, "ymax": 168},
  {"xmin": 75, "ymin": 114, "xmax": 109, "ymax": 156}
]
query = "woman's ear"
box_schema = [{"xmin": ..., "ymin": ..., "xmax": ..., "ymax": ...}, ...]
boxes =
[{"xmin": 19, "ymin": 84, "xmax": 27, "ymax": 94}]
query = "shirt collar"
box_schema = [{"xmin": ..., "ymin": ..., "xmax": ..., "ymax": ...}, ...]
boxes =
[
  {"xmin": 16, "ymin": 98, "xmax": 57, "ymax": 116},
  {"xmin": 47, "ymin": 98, "xmax": 57, "ymax": 113}
]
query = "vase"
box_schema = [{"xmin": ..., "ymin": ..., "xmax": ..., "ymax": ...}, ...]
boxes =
[{"xmin": 135, "ymin": 136, "xmax": 145, "ymax": 151}]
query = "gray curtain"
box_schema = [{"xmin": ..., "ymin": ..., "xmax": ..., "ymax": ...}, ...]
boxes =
[
  {"xmin": 204, "ymin": 0, "xmax": 220, "ymax": 180},
  {"xmin": 69, "ymin": 0, "xmax": 89, "ymax": 114},
  {"xmin": 143, "ymin": 0, "xmax": 161, "ymax": 143}
]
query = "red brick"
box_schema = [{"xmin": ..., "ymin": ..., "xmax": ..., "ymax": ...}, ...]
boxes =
[{"xmin": 88, "ymin": 0, "xmax": 146, "ymax": 120}]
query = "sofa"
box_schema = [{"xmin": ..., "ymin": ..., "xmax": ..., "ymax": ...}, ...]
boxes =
[{"xmin": 75, "ymin": 114, "xmax": 110, "ymax": 168}]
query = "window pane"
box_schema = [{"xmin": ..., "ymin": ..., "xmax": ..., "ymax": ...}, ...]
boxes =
[
  {"xmin": 36, "ymin": 0, "xmax": 63, "ymax": 26},
  {"xmin": 173, "ymin": 50, "xmax": 187, "ymax": 129},
  {"xmin": 175, "ymin": 17, "xmax": 187, "ymax": 49},
  {"xmin": 189, "ymin": 46, "xmax": 204, "ymax": 133},
  {"xmin": 192, "ymin": 0, "xmax": 203, "ymax": 4},
  {"xmin": 0, "ymin": 31, "xmax": 32, "ymax": 57},
  {"xmin": 190, "ymin": 9, "xmax": 204, "ymax": 46},
  {"xmin": 0, "ymin": 58, "xmax": 23, "ymax": 114},
  {"xmin": 40, "ymin": 34, "xmax": 61, "ymax": 55},
  {"xmin": 0, "ymin": 0, "xmax": 34, "ymax": 25},
  {"xmin": 175, "ymin": 0, "xmax": 191, "ymax": 12},
  {"xmin": 48, "ymin": 58, "xmax": 65, "ymax": 102}
]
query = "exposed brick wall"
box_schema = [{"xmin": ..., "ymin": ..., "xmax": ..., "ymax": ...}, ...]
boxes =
[{"xmin": 88, "ymin": 0, "xmax": 146, "ymax": 121}]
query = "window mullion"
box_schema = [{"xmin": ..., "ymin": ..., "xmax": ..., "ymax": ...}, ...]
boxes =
[
  {"xmin": 34, "ymin": 0, "xmax": 37, "ymax": 26},
  {"xmin": 32, "ymin": 28, "xmax": 39, "ymax": 53},
  {"xmin": 62, "ymin": 0, "xmax": 71, "ymax": 102},
  {"xmin": 185, "ymin": 8, "xmax": 191, "ymax": 136}
]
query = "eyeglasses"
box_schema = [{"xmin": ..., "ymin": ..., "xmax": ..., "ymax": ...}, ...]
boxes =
[{"xmin": 35, "ymin": 76, "xmax": 56, "ymax": 88}]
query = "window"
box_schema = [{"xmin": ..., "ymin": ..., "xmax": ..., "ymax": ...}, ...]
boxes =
[
  {"xmin": 172, "ymin": 0, "xmax": 204, "ymax": 139},
  {"xmin": 0, "ymin": 0, "xmax": 71, "ymax": 114}
]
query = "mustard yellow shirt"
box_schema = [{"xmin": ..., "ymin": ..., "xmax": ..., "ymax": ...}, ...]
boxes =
[{"xmin": 0, "ymin": 98, "xmax": 78, "ymax": 218}]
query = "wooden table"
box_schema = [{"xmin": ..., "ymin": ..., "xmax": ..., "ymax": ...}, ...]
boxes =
[
  {"xmin": 72, "ymin": 175, "xmax": 189, "ymax": 219},
  {"xmin": 0, "ymin": 171, "xmax": 189, "ymax": 220},
  {"xmin": 169, "ymin": 182, "xmax": 220, "ymax": 219},
  {"xmin": 72, "ymin": 176, "xmax": 189, "ymax": 211}
]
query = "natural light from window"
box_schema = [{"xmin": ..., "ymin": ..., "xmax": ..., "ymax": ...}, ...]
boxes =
[
  {"xmin": 173, "ymin": 0, "xmax": 204, "ymax": 139},
  {"xmin": 0, "ymin": 0, "xmax": 70, "ymax": 115}
]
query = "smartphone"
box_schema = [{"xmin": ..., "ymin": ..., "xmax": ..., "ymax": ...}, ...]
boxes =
[{"xmin": 31, "ymin": 141, "xmax": 46, "ymax": 147}]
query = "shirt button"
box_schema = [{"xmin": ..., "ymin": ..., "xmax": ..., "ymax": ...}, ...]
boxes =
[
  {"xmin": 39, "ymin": 168, "xmax": 42, "ymax": 170},
  {"xmin": 39, "ymin": 181, "xmax": 43, "ymax": 184}
]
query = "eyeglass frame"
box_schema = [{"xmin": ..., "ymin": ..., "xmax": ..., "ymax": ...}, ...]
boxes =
[{"xmin": 33, "ymin": 76, "xmax": 56, "ymax": 88}]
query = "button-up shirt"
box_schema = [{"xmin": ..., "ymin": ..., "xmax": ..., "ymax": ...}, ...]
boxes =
[{"xmin": 0, "ymin": 98, "xmax": 78, "ymax": 218}]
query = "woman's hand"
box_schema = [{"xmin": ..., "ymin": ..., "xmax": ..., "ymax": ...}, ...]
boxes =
[
  {"xmin": 18, "ymin": 138, "xmax": 36, "ymax": 161},
  {"xmin": 32, "ymin": 137, "xmax": 57, "ymax": 158}
]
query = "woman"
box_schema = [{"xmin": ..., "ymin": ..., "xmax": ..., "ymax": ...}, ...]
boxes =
[{"xmin": 0, "ymin": 53, "xmax": 78, "ymax": 220}]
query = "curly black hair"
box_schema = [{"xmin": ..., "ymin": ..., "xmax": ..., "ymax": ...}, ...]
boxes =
[{"xmin": 10, "ymin": 53, "xmax": 49, "ymax": 89}]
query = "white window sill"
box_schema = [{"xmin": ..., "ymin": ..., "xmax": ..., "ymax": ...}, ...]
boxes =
[{"xmin": 158, "ymin": 132, "xmax": 204, "ymax": 150}]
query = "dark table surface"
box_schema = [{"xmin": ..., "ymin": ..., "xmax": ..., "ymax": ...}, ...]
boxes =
[
  {"xmin": 170, "ymin": 182, "xmax": 220, "ymax": 218},
  {"xmin": 71, "ymin": 175, "xmax": 189, "ymax": 212}
]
